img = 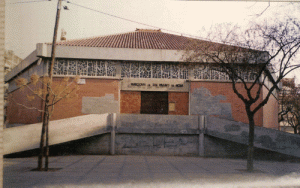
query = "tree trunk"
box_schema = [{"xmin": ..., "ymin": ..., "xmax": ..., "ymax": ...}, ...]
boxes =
[
  {"xmin": 37, "ymin": 91, "xmax": 50, "ymax": 171},
  {"xmin": 45, "ymin": 113, "xmax": 49, "ymax": 171},
  {"xmin": 37, "ymin": 115, "xmax": 46, "ymax": 170},
  {"xmin": 247, "ymin": 111, "xmax": 255, "ymax": 172}
]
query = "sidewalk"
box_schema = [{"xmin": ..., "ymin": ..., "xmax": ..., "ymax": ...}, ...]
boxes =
[{"xmin": 4, "ymin": 155, "xmax": 300, "ymax": 188}]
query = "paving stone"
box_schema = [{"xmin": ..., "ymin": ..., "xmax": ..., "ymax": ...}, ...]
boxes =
[{"xmin": 4, "ymin": 155, "xmax": 300, "ymax": 187}]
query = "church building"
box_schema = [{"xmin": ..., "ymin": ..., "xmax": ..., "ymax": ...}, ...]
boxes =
[{"xmin": 5, "ymin": 29, "xmax": 279, "ymax": 129}]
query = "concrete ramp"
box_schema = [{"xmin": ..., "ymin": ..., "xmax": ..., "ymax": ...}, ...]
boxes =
[
  {"xmin": 4, "ymin": 114, "xmax": 112, "ymax": 155},
  {"xmin": 4, "ymin": 113, "xmax": 300, "ymax": 158},
  {"xmin": 206, "ymin": 116, "xmax": 300, "ymax": 158}
]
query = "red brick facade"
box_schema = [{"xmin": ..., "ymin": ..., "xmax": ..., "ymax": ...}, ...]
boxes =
[
  {"xmin": 7, "ymin": 84, "xmax": 43, "ymax": 124},
  {"xmin": 50, "ymin": 78, "xmax": 119, "ymax": 121},
  {"xmin": 120, "ymin": 91, "xmax": 141, "ymax": 114},
  {"xmin": 5, "ymin": 30, "xmax": 278, "ymax": 129},
  {"xmin": 120, "ymin": 91, "xmax": 189, "ymax": 115},
  {"xmin": 8, "ymin": 78, "xmax": 271, "ymax": 128},
  {"xmin": 168, "ymin": 92, "xmax": 189, "ymax": 115},
  {"xmin": 7, "ymin": 78, "xmax": 120, "ymax": 124},
  {"xmin": 262, "ymin": 87, "xmax": 279, "ymax": 129},
  {"xmin": 191, "ymin": 82, "xmax": 263, "ymax": 127}
]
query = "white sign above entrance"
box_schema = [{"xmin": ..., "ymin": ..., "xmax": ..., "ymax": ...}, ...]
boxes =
[{"xmin": 121, "ymin": 78, "xmax": 189, "ymax": 92}]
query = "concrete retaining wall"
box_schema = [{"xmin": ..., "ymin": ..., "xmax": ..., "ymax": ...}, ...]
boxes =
[
  {"xmin": 4, "ymin": 114, "xmax": 112, "ymax": 155},
  {"xmin": 117, "ymin": 114, "xmax": 199, "ymax": 134},
  {"xmin": 206, "ymin": 116, "xmax": 300, "ymax": 157},
  {"xmin": 115, "ymin": 134, "xmax": 199, "ymax": 156},
  {"xmin": 4, "ymin": 113, "xmax": 300, "ymax": 159},
  {"xmin": 113, "ymin": 114, "xmax": 200, "ymax": 156},
  {"xmin": 110, "ymin": 114, "xmax": 300, "ymax": 158}
]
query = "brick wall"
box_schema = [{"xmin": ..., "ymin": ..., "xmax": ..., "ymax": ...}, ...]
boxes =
[
  {"xmin": 7, "ymin": 78, "xmax": 120, "ymax": 124},
  {"xmin": 51, "ymin": 78, "xmax": 120, "ymax": 121},
  {"xmin": 168, "ymin": 92, "xmax": 189, "ymax": 115},
  {"xmin": 7, "ymin": 83, "xmax": 43, "ymax": 124},
  {"xmin": 120, "ymin": 91, "xmax": 141, "ymax": 114},
  {"xmin": 263, "ymin": 87, "xmax": 279, "ymax": 129},
  {"xmin": 7, "ymin": 78, "xmax": 271, "ymax": 128},
  {"xmin": 121, "ymin": 91, "xmax": 189, "ymax": 115},
  {"xmin": 191, "ymin": 82, "xmax": 263, "ymax": 127}
]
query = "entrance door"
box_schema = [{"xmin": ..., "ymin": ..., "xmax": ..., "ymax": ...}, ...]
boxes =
[{"xmin": 141, "ymin": 92, "xmax": 168, "ymax": 114}]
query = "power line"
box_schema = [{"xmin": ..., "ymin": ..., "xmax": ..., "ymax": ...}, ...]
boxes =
[
  {"xmin": 68, "ymin": 1, "xmax": 207, "ymax": 41},
  {"xmin": 68, "ymin": 2, "xmax": 161, "ymax": 29},
  {"xmin": 7, "ymin": 0, "xmax": 209, "ymax": 41},
  {"xmin": 8, "ymin": 0, "xmax": 50, "ymax": 5}
]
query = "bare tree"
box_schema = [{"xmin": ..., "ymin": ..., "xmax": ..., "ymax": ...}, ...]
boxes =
[
  {"xmin": 14, "ymin": 74, "xmax": 80, "ymax": 171},
  {"xmin": 184, "ymin": 18, "xmax": 300, "ymax": 171},
  {"xmin": 279, "ymin": 79, "xmax": 300, "ymax": 134}
]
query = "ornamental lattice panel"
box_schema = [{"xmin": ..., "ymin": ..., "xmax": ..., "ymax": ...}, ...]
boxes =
[
  {"xmin": 194, "ymin": 64, "xmax": 256, "ymax": 82},
  {"xmin": 53, "ymin": 59, "xmax": 256, "ymax": 82},
  {"xmin": 121, "ymin": 62, "xmax": 189, "ymax": 79},
  {"xmin": 53, "ymin": 59, "xmax": 117, "ymax": 77}
]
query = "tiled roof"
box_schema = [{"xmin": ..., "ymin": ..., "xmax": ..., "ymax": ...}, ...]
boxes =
[{"xmin": 54, "ymin": 29, "xmax": 199, "ymax": 50}]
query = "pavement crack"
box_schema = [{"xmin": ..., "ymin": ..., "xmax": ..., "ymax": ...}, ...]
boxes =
[
  {"xmin": 117, "ymin": 155, "xmax": 127, "ymax": 182},
  {"xmin": 182, "ymin": 157, "xmax": 212, "ymax": 174},
  {"xmin": 144, "ymin": 156, "xmax": 154, "ymax": 181},
  {"xmin": 63, "ymin": 156, "xmax": 87, "ymax": 169},
  {"xmin": 50, "ymin": 156, "xmax": 64, "ymax": 163},
  {"xmin": 77, "ymin": 156, "xmax": 107, "ymax": 183},
  {"xmin": 163, "ymin": 157, "xmax": 188, "ymax": 180}
]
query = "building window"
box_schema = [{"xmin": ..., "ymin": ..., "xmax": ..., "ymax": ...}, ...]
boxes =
[
  {"xmin": 121, "ymin": 62, "xmax": 189, "ymax": 79},
  {"xmin": 52, "ymin": 59, "xmax": 257, "ymax": 82},
  {"xmin": 194, "ymin": 64, "xmax": 257, "ymax": 82},
  {"xmin": 53, "ymin": 59, "xmax": 116, "ymax": 77}
]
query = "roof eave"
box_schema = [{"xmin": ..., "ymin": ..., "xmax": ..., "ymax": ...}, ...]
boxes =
[{"xmin": 5, "ymin": 50, "xmax": 39, "ymax": 83}]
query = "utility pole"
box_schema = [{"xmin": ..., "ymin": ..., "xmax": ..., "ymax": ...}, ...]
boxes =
[
  {"xmin": 49, "ymin": 0, "xmax": 62, "ymax": 78},
  {"xmin": 38, "ymin": 0, "xmax": 62, "ymax": 171}
]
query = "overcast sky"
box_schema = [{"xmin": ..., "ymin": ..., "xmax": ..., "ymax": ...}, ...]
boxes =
[{"xmin": 5, "ymin": 0, "xmax": 300, "ymax": 81}]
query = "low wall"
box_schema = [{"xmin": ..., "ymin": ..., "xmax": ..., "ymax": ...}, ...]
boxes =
[
  {"xmin": 117, "ymin": 114, "xmax": 199, "ymax": 134},
  {"xmin": 115, "ymin": 134, "xmax": 199, "ymax": 156},
  {"xmin": 4, "ymin": 114, "xmax": 112, "ymax": 155},
  {"xmin": 4, "ymin": 113, "xmax": 300, "ymax": 159},
  {"xmin": 114, "ymin": 114, "xmax": 201, "ymax": 156},
  {"xmin": 206, "ymin": 116, "xmax": 300, "ymax": 158}
]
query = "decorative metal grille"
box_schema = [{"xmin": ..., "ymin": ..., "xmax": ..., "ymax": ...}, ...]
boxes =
[
  {"xmin": 68, "ymin": 60, "xmax": 77, "ymax": 75},
  {"xmin": 121, "ymin": 62, "xmax": 131, "ymax": 78},
  {"xmin": 152, "ymin": 63, "xmax": 162, "ymax": 78},
  {"xmin": 170, "ymin": 64, "xmax": 179, "ymax": 78},
  {"xmin": 53, "ymin": 59, "xmax": 68, "ymax": 75},
  {"xmin": 87, "ymin": 61, "xmax": 95, "ymax": 76},
  {"xmin": 140, "ymin": 63, "xmax": 151, "ymax": 78},
  {"xmin": 77, "ymin": 61, "xmax": 88, "ymax": 76},
  {"xmin": 194, "ymin": 64, "xmax": 256, "ymax": 81},
  {"xmin": 52, "ymin": 59, "xmax": 257, "ymax": 82},
  {"xmin": 130, "ymin": 62, "xmax": 139, "ymax": 78},
  {"xmin": 53, "ymin": 59, "xmax": 116, "ymax": 77},
  {"xmin": 107, "ymin": 62, "xmax": 117, "ymax": 77},
  {"xmin": 96, "ymin": 61, "xmax": 106, "ymax": 76},
  {"xmin": 120, "ymin": 62, "xmax": 189, "ymax": 79}
]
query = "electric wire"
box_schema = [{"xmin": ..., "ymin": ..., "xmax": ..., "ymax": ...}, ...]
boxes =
[
  {"xmin": 7, "ymin": 0, "xmax": 235, "ymax": 45},
  {"xmin": 68, "ymin": 1, "xmax": 208, "ymax": 41},
  {"xmin": 8, "ymin": 0, "xmax": 50, "ymax": 5},
  {"xmin": 7, "ymin": 0, "xmax": 213, "ymax": 42},
  {"xmin": 68, "ymin": 1, "xmax": 246, "ymax": 47}
]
